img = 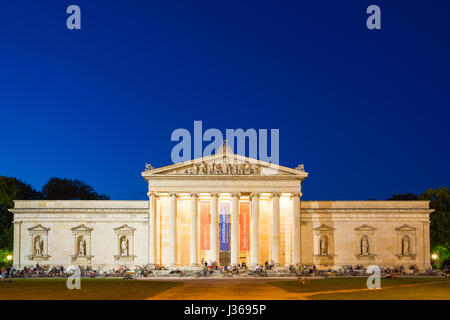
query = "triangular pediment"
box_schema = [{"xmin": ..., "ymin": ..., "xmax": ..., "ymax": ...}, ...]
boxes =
[
  {"xmin": 114, "ymin": 224, "xmax": 136, "ymax": 232},
  {"xmin": 354, "ymin": 224, "xmax": 376, "ymax": 232},
  {"xmin": 28, "ymin": 224, "xmax": 50, "ymax": 232},
  {"xmin": 395, "ymin": 224, "xmax": 416, "ymax": 232},
  {"xmin": 142, "ymin": 151, "xmax": 308, "ymax": 179},
  {"xmin": 314, "ymin": 224, "xmax": 335, "ymax": 232},
  {"xmin": 71, "ymin": 224, "xmax": 93, "ymax": 232}
]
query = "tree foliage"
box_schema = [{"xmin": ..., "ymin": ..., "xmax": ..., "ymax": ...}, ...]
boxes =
[
  {"xmin": 41, "ymin": 178, "xmax": 110, "ymax": 200},
  {"xmin": 0, "ymin": 176, "xmax": 41, "ymax": 250},
  {"xmin": 388, "ymin": 193, "xmax": 418, "ymax": 200},
  {"xmin": 390, "ymin": 188, "xmax": 450, "ymax": 268},
  {"xmin": 431, "ymin": 245, "xmax": 450, "ymax": 269},
  {"xmin": 0, "ymin": 176, "xmax": 109, "ymax": 250},
  {"xmin": 0, "ymin": 248, "xmax": 13, "ymax": 268},
  {"xmin": 418, "ymin": 187, "xmax": 450, "ymax": 250}
]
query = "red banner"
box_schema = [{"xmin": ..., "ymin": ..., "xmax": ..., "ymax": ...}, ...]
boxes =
[
  {"xmin": 240, "ymin": 202, "xmax": 250, "ymax": 251},
  {"xmin": 200, "ymin": 201, "xmax": 210, "ymax": 250}
]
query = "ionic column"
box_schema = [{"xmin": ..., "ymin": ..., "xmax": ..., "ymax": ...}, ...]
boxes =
[
  {"xmin": 168, "ymin": 192, "xmax": 178, "ymax": 266},
  {"xmin": 291, "ymin": 193, "xmax": 301, "ymax": 265},
  {"xmin": 231, "ymin": 192, "xmax": 241, "ymax": 266},
  {"xmin": 250, "ymin": 193, "xmax": 260, "ymax": 267},
  {"xmin": 148, "ymin": 192, "xmax": 158, "ymax": 265},
  {"xmin": 271, "ymin": 193, "xmax": 280, "ymax": 265},
  {"xmin": 189, "ymin": 193, "xmax": 199, "ymax": 266},
  {"xmin": 210, "ymin": 193, "xmax": 219, "ymax": 263}
]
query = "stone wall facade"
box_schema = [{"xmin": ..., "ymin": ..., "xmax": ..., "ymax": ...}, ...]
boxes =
[{"xmin": 11, "ymin": 199, "xmax": 432, "ymax": 270}]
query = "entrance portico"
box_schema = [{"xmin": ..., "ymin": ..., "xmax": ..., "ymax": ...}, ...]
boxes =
[{"xmin": 142, "ymin": 149, "xmax": 308, "ymax": 268}]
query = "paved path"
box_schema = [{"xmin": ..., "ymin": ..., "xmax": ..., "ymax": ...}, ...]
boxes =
[
  {"xmin": 147, "ymin": 279, "xmax": 308, "ymax": 300},
  {"xmin": 146, "ymin": 279, "xmax": 444, "ymax": 300}
]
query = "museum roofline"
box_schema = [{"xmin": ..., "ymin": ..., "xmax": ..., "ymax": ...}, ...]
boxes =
[{"xmin": 10, "ymin": 199, "xmax": 431, "ymax": 210}]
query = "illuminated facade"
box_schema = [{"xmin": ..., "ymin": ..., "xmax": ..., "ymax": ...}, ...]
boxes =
[{"xmin": 11, "ymin": 149, "xmax": 433, "ymax": 270}]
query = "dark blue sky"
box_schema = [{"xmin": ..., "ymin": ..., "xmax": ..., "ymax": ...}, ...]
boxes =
[{"xmin": 1, "ymin": 1, "xmax": 449, "ymax": 200}]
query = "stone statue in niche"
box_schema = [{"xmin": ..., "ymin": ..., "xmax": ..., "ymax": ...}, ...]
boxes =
[
  {"xmin": 76, "ymin": 236, "xmax": 87, "ymax": 256},
  {"xmin": 320, "ymin": 235, "xmax": 328, "ymax": 255},
  {"xmin": 402, "ymin": 235, "xmax": 410, "ymax": 256},
  {"xmin": 34, "ymin": 236, "xmax": 44, "ymax": 256},
  {"xmin": 361, "ymin": 236, "xmax": 370, "ymax": 255},
  {"xmin": 120, "ymin": 236, "xmax": 129, "ymax": 256}
]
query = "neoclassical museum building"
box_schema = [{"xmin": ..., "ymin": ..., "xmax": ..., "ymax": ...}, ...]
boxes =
[{"xmin": 11, "ymin": 148, "xmax": 433, "ymax": 270}]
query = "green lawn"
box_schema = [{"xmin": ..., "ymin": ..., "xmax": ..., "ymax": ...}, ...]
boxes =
[
  {"xmin": 1, "ymin": 277, "xmax": 448, "ymax": 300},
  {"xmin": 311, "ymin": 281, "xmax": 450, "ymax": 300},
  {"xmin": 0, "ymin": 279, "xmax": 181, "ymax": 300},
  {"xmin": 269, "ymin": 277, "xmax": 450, "ymax": 300}
]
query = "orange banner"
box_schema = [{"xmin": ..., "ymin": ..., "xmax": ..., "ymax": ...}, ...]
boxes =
[
  {"xmin": 200, "ymin": 201, "xmax": 210, "ymax": 250},
  {"xmin": 240, "ymin": 202, "xmax": 250, "ymax": 251}
]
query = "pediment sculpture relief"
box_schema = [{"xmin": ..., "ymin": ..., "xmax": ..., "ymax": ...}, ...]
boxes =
[{"xmin": 168, "ymin": 162, "xmax": 261, "ymax": 175}]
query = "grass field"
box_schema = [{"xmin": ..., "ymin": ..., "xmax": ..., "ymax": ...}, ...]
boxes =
[
  {"xmin": 0, "ymin": 277, "xmax": 448, "ymax": 300},
  {"xmin": 269, "ymin": 277, "xmax": 450, "ymax": 300}
]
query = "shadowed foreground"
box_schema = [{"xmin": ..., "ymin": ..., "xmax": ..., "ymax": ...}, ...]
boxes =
[
  {"xmin": 0, "ymin": 279, "xmax": 181, "ymax": 300},
  {"xmin": 0, "ymin": 277, "xmax": 448, "ymax": 300}
]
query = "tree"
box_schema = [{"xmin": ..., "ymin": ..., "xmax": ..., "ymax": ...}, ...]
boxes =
[
  {"xmin": 431, "ymin": 245, "xmax": 450, "ymax": 269},
  {"xmin": 418, "ymin": 187, "xmax": 450, "ymax": 250},
  {"xmin": 389, "ymin": 188, "xmax": 450, "ymax": 268},
  {"xmin": 388, "ymin": 193, "xmax": 418, "ymax": 200},
  {"xmin": 0, "ymin": 176, "xmax": 109, "ymax": 250},
  {"xmin": 0, "ymin": 176, "xmax": 41, "ymax": 250},
  {"xmin": 41, "ymin": 177, "xmax": 110, "ymax": 200}
]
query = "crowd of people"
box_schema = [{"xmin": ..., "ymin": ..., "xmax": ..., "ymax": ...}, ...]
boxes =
[
  {"xmin": 1, "ymin": 262, "xmax": 439, "ymax": 280},
  {"xmin": 0, "ymin": 264, "xmax": 98, "ymax": 279},
  {"xmin": 0, "ymin": 264, "xmax": 168, "ymax": 279},
  {"xmin": 288, "ymin": 263, "xmax": 429, "ymax": 277}
]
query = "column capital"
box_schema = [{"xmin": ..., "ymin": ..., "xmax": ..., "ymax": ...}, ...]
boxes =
[
  {"xmin": 271, "ymin": 193, "xmax": 280, "ymax": 198},
  {"xmin": 169, "ymin": 192, "xmax": 179, "ymax": 198},
  {"xmin": 210, "ymin": 192, "xmax": 220, "ymax": 198},
  {"xmin": 147, "ymin": 192, "xmax": 159, "ymax": 198},
  {"xmin": 231, "ymin": 192, "xmax": 241, "ymax": 198},
  {"xmin": 250, "ymin": 192, "xmax": 260, "ymax": 199},
  {"xmin": 189, "ymin": 192, "xmax": 199, "ymax": 198},
  {"xmin": 290, "ymin": 192, "xmax": 302, "ymax": 199}
]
